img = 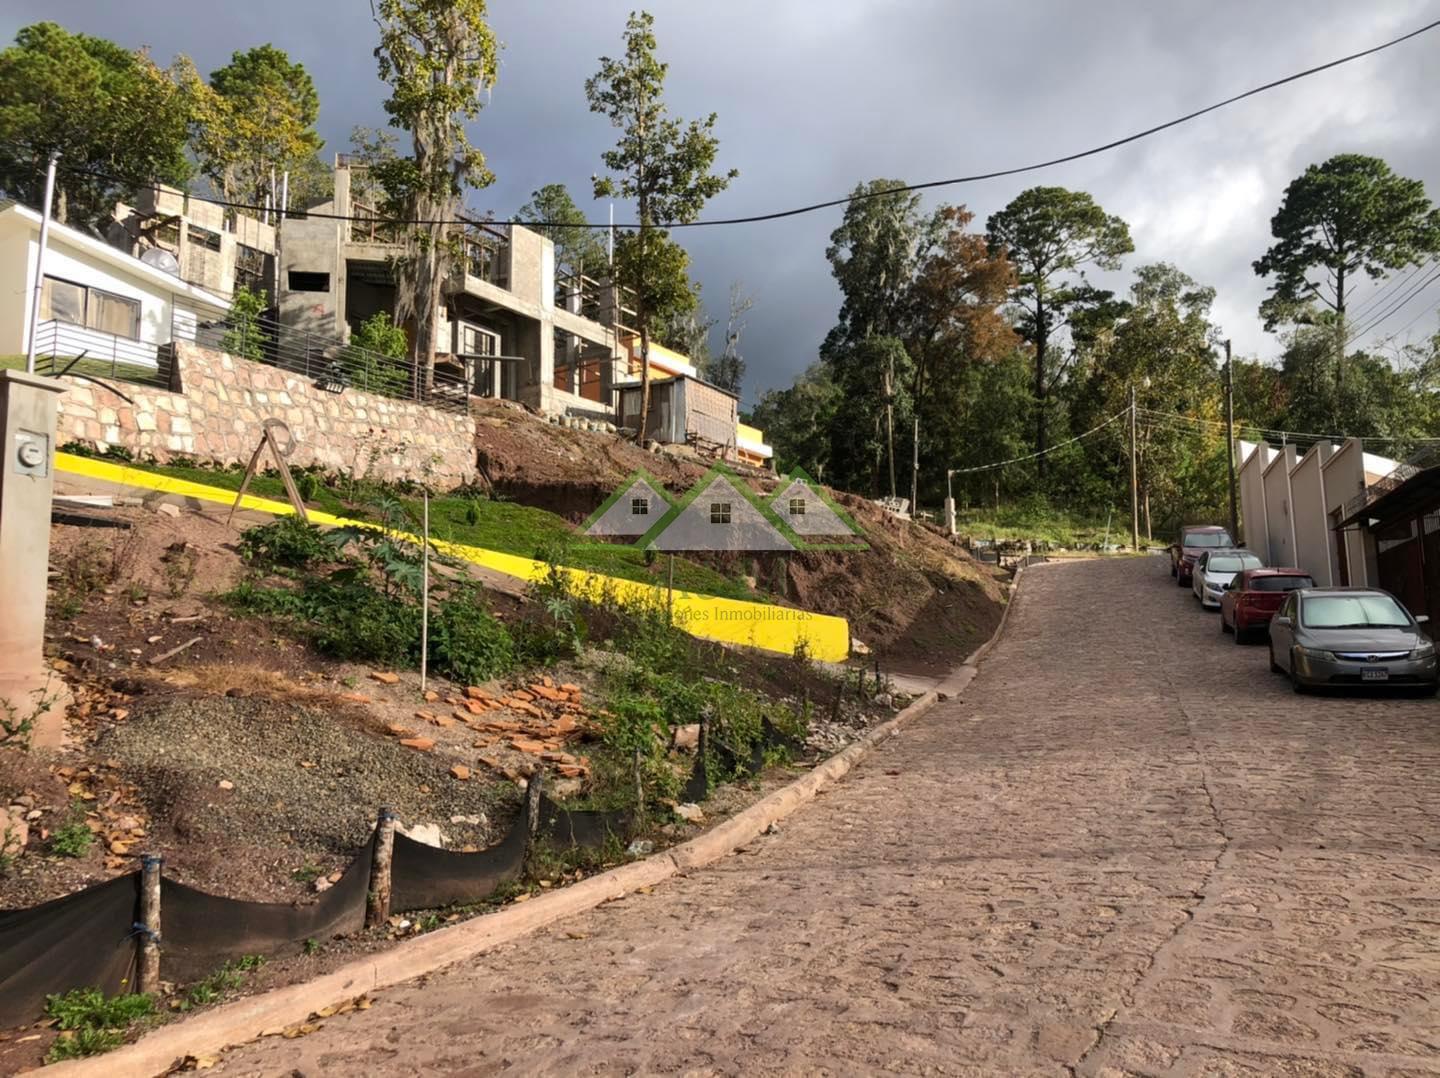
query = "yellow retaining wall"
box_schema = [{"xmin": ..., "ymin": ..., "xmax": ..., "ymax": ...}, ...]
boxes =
[{"xmin": 55, "ymin": 454, "xmax": 850, "ymax": 662}]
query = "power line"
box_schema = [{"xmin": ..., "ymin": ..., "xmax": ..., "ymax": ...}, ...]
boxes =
[
  {"xmin": 1389, "ymin": 290, "xmax": 1440, "ymax": 340},
  {"xmin": 1344, "ymin": 259, "xmax": 1431, "ymax": 323},
  {"xmin": 7, "ymin": 14, "xmax": 1438, "ymax": 232},
  {"xmin": 1136, "ymin": 405, "xmax": 1440, "ymax": 445},
  {"xmin": 949, "ymin": 410, "xmax": 1127, "ymax": 474},
  {"xmin": 1345, "ymin": 263, "xmax": 1440, "ymax": 343}
]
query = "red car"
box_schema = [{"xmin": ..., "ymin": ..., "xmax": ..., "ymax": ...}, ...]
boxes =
[
  {"xmin": 1219, "ymin": 568, "xmax": 1316, "ymax": 643},
  {"xmin": 1170, "ymin": 525, "xmax": 1236, "ymax": 587}
]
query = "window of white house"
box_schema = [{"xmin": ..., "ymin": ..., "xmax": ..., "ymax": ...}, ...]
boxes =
[
  {"xmin": 789, "ymin": 497, "xmax": 806, "ymax": 516},
  {"xmin": 631, "ymin": 497, "xmax": 649, "ymax": 516},
  {"xmin": 40, "ymin": 277, "xmax": 141, "ymax": 340},
  {"xmin": 710, "ymin": 501, "xmax": 731, "ymax": 525}
]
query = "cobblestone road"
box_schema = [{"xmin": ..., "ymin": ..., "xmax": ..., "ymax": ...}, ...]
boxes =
[{"xmin": 218, "ymin": 558, "xmax": 1440, "ymax": 1076}]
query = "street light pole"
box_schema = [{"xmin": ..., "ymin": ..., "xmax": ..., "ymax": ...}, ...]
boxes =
[{"xmin": 24, "ymin": 151, "xmax": 60, "ymax": 375}]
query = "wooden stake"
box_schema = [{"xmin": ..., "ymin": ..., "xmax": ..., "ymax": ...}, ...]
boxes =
[
  {"xmin": 420, "ymin": 489, "xmax": 430, "ymax": 693},
  {"xmin": 365, "ymin": 808, "xmax": 396, "ymax": 929},
  {"xmin": 137, "ymin": 854, "xmax": 162, "ymax": 996},
  {"xmin": 227, "ymin": 419, "xmax": 308, "ymax": 527}
]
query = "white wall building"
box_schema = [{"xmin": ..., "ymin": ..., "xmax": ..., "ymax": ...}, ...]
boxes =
[
  {"xmin": 1237, "ymin": 437, "xmax": 1396, "ymax": 586},
  {"xmin": 0, "ymin": 202, "xmax": 229, "ymax": 371}
]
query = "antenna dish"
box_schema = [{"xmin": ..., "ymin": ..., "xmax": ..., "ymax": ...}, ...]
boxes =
[{"xmin": 140, "ymin": 247, "xmax": 180, "ymax": 275}]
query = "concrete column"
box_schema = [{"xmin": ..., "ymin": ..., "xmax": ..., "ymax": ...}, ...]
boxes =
[
  {"xmin": 944, "ymin": 497, "xmax": 956, "ymax": 536},
  {"xmin": 0, "ymin": 370, "xmax": 71, "ymax": 748}
]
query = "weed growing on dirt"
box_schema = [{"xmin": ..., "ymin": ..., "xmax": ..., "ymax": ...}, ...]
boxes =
[
  {"xmin": 303, "ymin": 937, "xmax": 322, "ymax": 956},
  {"xmin": 238, "ymin": 517, "xmax": 333, "ymax": 569},
  {"xmin": 430, "ymin": 589, "xmax": 515, "ymax": 684},
  {"xmin": 175, "ymin": 955, "xmax": 266, "ymax": 1012},
  {"xmin": 43, "ymin": 988, "xmax": 154, "ymax": 1061},
  {"xmin": 50, "ymin": 811, "xmax": 94, "ymax": 858}
]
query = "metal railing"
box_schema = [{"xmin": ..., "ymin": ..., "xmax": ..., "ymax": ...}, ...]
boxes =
[
  {"xmin": 1342, "ymin": 443, "xmax": 1440, "ymax": 522},
  {"xmin": 30, "ymin": 320, "xmax": 171, "ymax": 390},
  {"xmin": 191, "ymin": 313, "xmax": 470, "ymax": 414},
  {"xmin": 458, "ymin": 219, "xmax": 509, "ymax": 288}
]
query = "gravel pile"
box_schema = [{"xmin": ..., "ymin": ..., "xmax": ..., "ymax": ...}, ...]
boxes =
[{"xmin": 98, "ymin": 696, "xmax": 521, "ymax": 857}]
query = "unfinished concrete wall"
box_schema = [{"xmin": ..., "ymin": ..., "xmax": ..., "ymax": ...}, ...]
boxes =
[
  {"xmin": 1262, "ymin": 445, "xmax": 1298, "ymax": 569},
  {"xmin": 1289, "ymin": 442, "xmax": 1334, "ymax": 583},
  {"xmin": 54, "ymin": 341, "xmax": 475, "ymax": 488},
  {"xmin": 278, "ymin": 216, "xmax": 343, "ymax": 337}
]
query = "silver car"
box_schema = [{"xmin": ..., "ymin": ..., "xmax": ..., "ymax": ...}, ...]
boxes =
[
  {"xmin": 1192, "ymin": 548, "xmax": 1264, "ymax": 608},
  {"xmin": 1268, "ymin": 587, "xmax": 1438, "ymax": 695}
]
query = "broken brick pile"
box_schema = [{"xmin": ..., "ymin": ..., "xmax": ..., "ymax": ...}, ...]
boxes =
[{"xmin": 379, "ymin": 676, "xmax": 593, "ymax": 783}]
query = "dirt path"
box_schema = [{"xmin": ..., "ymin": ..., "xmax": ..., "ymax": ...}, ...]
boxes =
[{"xmin": 214, "ymin": 557, "xmax": 1440, "ymax": 1076}]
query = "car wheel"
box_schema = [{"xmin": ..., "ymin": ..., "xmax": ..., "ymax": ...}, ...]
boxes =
[
  {"xmin": 1416, "ymin": 683, "xmax": 1439, "ymax": 698},
  {"xmin": 1170, "ymin": 562, "xmax": 1177, "ymax": 578},
  {"xmin": 1233, "ymin": 623, "xmax": 1248, "ymax": 644},
  {"xmin": 1290, "ymin": 650, "xmax": 1309, "ymax": 694},
  {"xmin": 1269, "ymin": 643, "xmax": 1282, "ymax": 673},
  {"xmin": 1175, "ymin": 573, "xmax": 1186, "ymax": 588}
]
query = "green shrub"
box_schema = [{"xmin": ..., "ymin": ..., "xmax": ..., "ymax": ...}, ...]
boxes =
[
  {"xmin": 51, "ymin": 821, "xmax": 93, "ymax": 858},
  {"xmin": 430, "ymin": 592, "xmax": 515, "ymax": 684},
  {"xmin": 221, "ymin": 286, "xmax": 270, "ymax": 362},
  {"xmin": 342, "ymin": 311, "xmax": 410, "ymax": 395},
  {"xmin": 307, "ymin": 582, "xmax": 421, "ymax": 664},
  {"xmin": 43, "ymin": 988, "xmax": 154, "ymax": 1062},
  {"xmin": 238, "ymin": 517, "xmax": 334, "ymax": 569}
]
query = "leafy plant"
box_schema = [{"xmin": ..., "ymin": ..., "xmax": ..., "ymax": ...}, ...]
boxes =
[
  {"xmin": 221, "ymin": 285, "xmax": 270, "ymax": 361},
  {"xmin": 343, "ymin": 311, "xmax": 410, "ymax": 394},
  {"xmin": 238, "ymin": 516, "xmax": 333, "ymax": 569},
  {"xmin": 43, "ymin": 988, "xmax": 154, "ymax": 1062},
  {"xmin": 430, "ymin": 590, "xmax": 515, "ymax": 684},
  {"xmin": 51, "ymin": 819, "xmax": 94, "ymax": 859}
]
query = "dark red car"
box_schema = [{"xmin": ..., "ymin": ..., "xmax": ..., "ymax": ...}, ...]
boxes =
[
  {"xmin": 1170, "ymin": 525, "xmax": 1236, "ymax": 587},
  {"xmin": 1219, "ymin": 568, "xmax": 1316, "ymax": 643}
]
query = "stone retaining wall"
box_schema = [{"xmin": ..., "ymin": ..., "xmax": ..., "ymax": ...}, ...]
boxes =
[{"xmin": 55, "ymin": 341, "xmax": 476, "ymax": 487}]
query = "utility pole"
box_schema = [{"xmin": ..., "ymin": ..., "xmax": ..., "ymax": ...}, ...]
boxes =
[
  {"xmin": 910, "ymin": 415, "xmax": 920, "ymax": 518},
  {"xmin": 1129, "ymin": 382, "xmax": 1139, "ymax": 552},
  {"xmin": 24, "ymin": 151, "xmax": 60, "ymax": 375},
  {"xmin": 1224, "ymin": 339, "xmax": 1239, "ymax": 542}
]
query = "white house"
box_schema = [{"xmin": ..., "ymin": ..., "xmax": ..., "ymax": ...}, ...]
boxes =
[{"xmin": 0, "ymin": 201, "xmax": 229, "ymax": 370}]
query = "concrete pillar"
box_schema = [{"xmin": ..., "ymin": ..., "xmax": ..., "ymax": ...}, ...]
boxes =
[
  {"xmin": 0, "ymin": 371, "xmax": 71, "ymax": 748},
  {"xmin": 944, "ymin": 497, "xmax": 956, "ymax": 536}
]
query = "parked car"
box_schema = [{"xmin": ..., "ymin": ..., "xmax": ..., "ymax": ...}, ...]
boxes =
[
  {"xmin": 1170, "ymin": 525, "xmax": 1236, "ymax": 587},
  {"xmin": 1220, "ymin": 568, "xmax": 1316, "ymax": 642},
  {"xmin": 1268, "ymin": 587, "xmax": 1438, "ymax": 694},
  {"xmin": 1192, "ymin": 549, "xmax": 1264, "ymax": 608}
]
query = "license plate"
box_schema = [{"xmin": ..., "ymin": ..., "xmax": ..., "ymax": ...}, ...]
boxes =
[{"xmin": 1361, "ymin": 668, "xmax": 1390, "ymax": 682}]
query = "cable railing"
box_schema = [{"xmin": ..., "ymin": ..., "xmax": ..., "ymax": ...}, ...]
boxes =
[
  {"xmin": 29, "ymin": 320, "xmax": 172, "ymax": 390},
  {"xmin": 191, "ymin": 314, "xmax": 471, "ymax": 415}
]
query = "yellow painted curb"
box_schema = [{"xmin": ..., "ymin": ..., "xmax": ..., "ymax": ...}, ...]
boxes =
[{"xmin": 54, "ymin": 453, "xmax": 850, "ymax": 662}]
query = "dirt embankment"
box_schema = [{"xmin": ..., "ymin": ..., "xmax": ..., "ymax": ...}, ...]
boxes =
[{"xmin": 471, "ymin": 400, "xmax": 1009, "ymax": 674}]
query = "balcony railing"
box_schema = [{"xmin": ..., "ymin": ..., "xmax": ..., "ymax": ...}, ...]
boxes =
[
  {"xmin": 27, "ymin": 320, "xmax": 171, "ymax": 390},
  {"xmin": 192, "ymin": 314, "xmax": 469, "ymax": 415}
]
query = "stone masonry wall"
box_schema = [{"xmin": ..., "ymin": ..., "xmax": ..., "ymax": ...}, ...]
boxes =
[{"xmin": 56, "ymin": 341, "xmax": 476, "ymax": 488}]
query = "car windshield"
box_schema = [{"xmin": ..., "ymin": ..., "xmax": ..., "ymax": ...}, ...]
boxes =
[
  {"xmin": 1249, "ymin": 575, "xmax": 1314, "ymax": 592},
  {"xmin": 1184, "ymin": 531, "xmax": 1233, "ymax": 547},
  {"xmin": 1301, "ymin": 593, "xmax": 1411, "ymax": 629},
  {"xmin": 1208, "ymin": 554, "xmax": 1262, "ymax": 573}
]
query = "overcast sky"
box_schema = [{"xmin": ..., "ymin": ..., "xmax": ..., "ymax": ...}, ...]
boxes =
[{"xmin": 5, "ymin": 1, "xmax": 1439, "ymax": 405}]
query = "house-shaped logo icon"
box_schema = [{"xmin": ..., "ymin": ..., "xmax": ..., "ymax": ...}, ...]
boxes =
[
  {"xmin": 582, "ymin": 465, "xmax": 866, "ymax": 553},
  {"xmin": 768, "ymin": 470, "xmax": 865, "ymax": 547},
  {"xmin": 580, "ymin": 471, "xmax": 674, "ymax": 540}
]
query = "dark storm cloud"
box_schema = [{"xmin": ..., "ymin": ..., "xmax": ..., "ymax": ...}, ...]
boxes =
[{"xmin": 4, "ymin": 1, "xmax": 1437, "ymax": 403}]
